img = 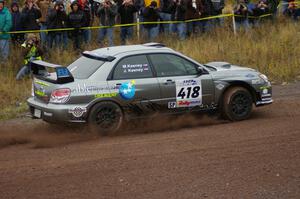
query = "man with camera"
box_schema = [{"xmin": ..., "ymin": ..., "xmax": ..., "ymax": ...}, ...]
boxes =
[
  {"xmin": 170, "ymin": 0, "xmax": 186, "ymax": 40},
  {"xmin": 20, "ymin": 0, "xmax": 42, "ymax": 32},
  {"xmin": 46, "ymin": 0, "xmax": 67, "ymax": 49},
  {"xmin": 118, "ymin": 0, "xmax": 138, "ymax": 45},
  {"xmin": 97, "ymin": 0, "xmax": 117, "ymax": 47},
  {"xmin": 67, "ymin": 0, "xmax": 86, "ymax": 50},
  {"xmin": 233, "ymin": 0, "xmax": 249, "ymax": 30},
  {"xmin": 143, "ymin": 1, "xmax": 160, "ymax": 41},
  {"xmin": 16, "ymin": 34, "xmax": 43, "ymax": 80}
]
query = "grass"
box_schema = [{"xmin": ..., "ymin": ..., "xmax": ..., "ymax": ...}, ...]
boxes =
[{"xmin": 0, "ymin": 17, "xmax": 299, "ymax": 120}]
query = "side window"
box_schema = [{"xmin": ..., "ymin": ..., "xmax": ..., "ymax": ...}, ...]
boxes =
[
  {"xmin": 149, "ymin": 54, "xmax": 198, "ymax": 77},
  {"xmin": 113, "ymin": 55, "xmax": 153, "ymax": 80}
]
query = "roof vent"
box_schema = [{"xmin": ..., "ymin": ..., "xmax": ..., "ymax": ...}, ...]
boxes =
[{"xmin": 143, "ymin": 43, "xmax": 166, "ymax": 48}]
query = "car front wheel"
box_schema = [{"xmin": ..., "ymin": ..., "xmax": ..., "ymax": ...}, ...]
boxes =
[
  {"xmin": 88, "ymin": 102, "xmax": 123, "ymax": 135},
  {"xmin": 222, "ymin": 86, "xmax": 253, "ymax": 121}
]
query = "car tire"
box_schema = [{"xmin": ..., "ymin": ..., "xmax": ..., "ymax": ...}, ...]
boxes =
[
  {"xmin": 88, "ymin": 101, "xmax": 123, "ymax": 136},
  {"xmin": 222, "ymin": 86, "xmax": 253, "ymax": 121}
]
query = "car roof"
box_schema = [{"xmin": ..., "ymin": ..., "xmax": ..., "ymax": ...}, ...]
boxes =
[{"xmin": 90, "ymin": 43, "xmax": 175, "ymax": 57}]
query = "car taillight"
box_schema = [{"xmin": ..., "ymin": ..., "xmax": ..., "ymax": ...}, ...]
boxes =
[{"xmin": 50, "ymin": 88, "xmax": 71, "ymax": 104}]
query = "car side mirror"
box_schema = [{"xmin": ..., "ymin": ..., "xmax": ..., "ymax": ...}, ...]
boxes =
[{"xmin": 197, "ymin": 67, "xmax": 207, "ymax": 75}]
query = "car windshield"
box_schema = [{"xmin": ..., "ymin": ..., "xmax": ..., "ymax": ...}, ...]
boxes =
[{"xmin": 68, "ymin": 56, "xmax": 104, "ymax": 79}]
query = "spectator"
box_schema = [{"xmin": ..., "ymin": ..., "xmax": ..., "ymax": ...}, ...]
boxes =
[
  {"xmin": 267, "ymin": 0, "xmax": 280, "ymax": 18},
  {"xmin": 233, "ymin": 0, "xmax": 249, "ymax": 30},
  {"xmin": 199, "ymin": 0, "xmax": 212, "ymax": 32},
  {"xmin": 78, "ymin": 0, "xmax": 92, "ymax": 44},
  {"xmin": 118, "ymin": 0, "xmax": 137, "ymax": 45},
  {"xmin": 21, "ymin": 0, "xmax": 42, "ymax": 31},
  {"xmin": 208, "ymin": 0, "xmax": 224, "ymax": 28},
  {"xmin": 67, "ymin": 0, "xmax": 86, "ymax": 49},
  {"xmin": 16, "ymin": 34, "xmax": 43, "ymax": 80},
  {"xmin": 159, "ymin": 0, "xmax": 174, "ymax": 34},
  {"xmin": 0, "ymin": 0, "xmax": 12, "ymax": 62},
  {"xmin": 245, "ymin": 0, "xmax": 257, "ymax": 27},
  {"xmin": 97, "ymin": 0, "xmax": 117, "ymax": 47},
  {"xmin": 286, "ymin": 0, "xmax": 300, "ymax": 20},
  {"xmin": 143, "ymin": 1, "xmax": 160, "ymax": 41},
  {"xmin": 36, "ymin": 0, "xmax": 52, "ymax": 47},
  {"xmin": 10, "ymin": 1, "xmax": 24, "ymax": 45},
  {"xmin": 170, "ymin": 0, "xmax": 186, "ymax": 40},
  {"xmin": 185, "ymin": 0, "xmax": 203, "ymax": 36},
  {"xmin": 253, "ymin": 0, "xmax": 269, "ymax": 19},
  {"xmin": 46, "ymin": 0, "xmax": 67, "ymax": 49},
  {"xmin": 282, "ymin": 0, "xmax": 289, "ymax": 14}
]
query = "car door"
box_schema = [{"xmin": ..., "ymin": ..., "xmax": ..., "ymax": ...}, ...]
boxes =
[
  {"xmin": 148, "ymin": 53, "xmax": 215, "ymax": 112},
  {"xmin": 107, "ymin": 54, "xmax": 162, "ymax": 117}
]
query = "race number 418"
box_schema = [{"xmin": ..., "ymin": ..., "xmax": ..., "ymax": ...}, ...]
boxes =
[{"xmin": 176, "ymin": 79, "xmax": 202, "ymax": 107}]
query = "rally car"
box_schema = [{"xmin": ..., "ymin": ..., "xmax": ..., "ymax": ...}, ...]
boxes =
[{"xmin": 27, "ymin": 43, "xmax": 272, "ymax": 134}]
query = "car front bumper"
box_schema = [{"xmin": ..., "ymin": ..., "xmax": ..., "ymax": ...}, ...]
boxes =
[
  {"xmin": 27, "ymin": 97, "xmax": 88, "ymax": 123},
  {"xmin": 255, "ymin": 84, "xmax": 273, "ymax": 106}
]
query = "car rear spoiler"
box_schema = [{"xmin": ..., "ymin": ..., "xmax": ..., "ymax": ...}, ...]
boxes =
[{"xmin": 30, "ymin": 60, "xmax": 74, "ymax": 84}]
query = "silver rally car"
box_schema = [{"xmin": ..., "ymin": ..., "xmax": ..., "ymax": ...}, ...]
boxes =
[{"xmin": 27, "ymin": 43, "xmax": 272, "ymax": 134}]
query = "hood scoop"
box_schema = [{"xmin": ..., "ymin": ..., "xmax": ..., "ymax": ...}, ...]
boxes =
[{"xmin": 205, "ymin": 62, "xmax": 232, "ymax": 69}]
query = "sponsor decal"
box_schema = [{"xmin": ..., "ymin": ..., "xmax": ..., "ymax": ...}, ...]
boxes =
[
  {"xmin": 119, "ymin": 80, "xmax": 136, "ymax": 100},
  {"xmin": 216, "ymin": 83, "xmax": 225, "ymax": 90},
  {"xmin": 35, "ymin": 81, "xmax": 49, "ymax": 87},
  {"xmin": 177, "ymin": 100, "xmax": 201, "ymax": 107},
  {"xmin": 176, "ymin": 79, "xmax": 202, "ymax": 108},
  {"xmin": 95, "ymin": 93, "xmax": 118, "ymax": 98},
  {"xmin": 262, "ymin": 88, "xmax": 268, "ymax": 94},
  {"xmin": 252, "ymin": 79, "xmax": 263, "ymax": 85},
  {"xmin": 260, "ymin": 86, "xmax": 271, "ymax": 90},
  {"xmin": 34, "ymin": 89, "xmax": 46, "ymax": 97},
  {"xmin": 43, "ymin": 112, "xmax": 53, "ymax": 117},
  {"xmin": 168, "ymin": 102, "xmax": 176, "ymax": 109},
  {"xmin": 69, "ymin": 107, "xmax": 87, "ymax": 118},
  {"xmin": 246, "ymin": 74, "xmax": 255, "ymax": 78},
  {"xmin": 72, "ymin": 83, "xmax": 119, "ymax": 94}
]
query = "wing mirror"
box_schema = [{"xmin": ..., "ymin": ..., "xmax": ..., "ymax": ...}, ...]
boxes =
[{"xmin": 197, "ymin": 67, "xmax": 208, "ymax": 75}]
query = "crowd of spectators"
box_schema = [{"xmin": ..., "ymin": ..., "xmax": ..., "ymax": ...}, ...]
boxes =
[{"xmin": 0, "ymin": 0, "xmax": 299, "ymax": 62}]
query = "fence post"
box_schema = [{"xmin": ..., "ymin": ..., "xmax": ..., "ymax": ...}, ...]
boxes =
[{"xmin": 232, "ymin": 11, "xmax": 237, "ymax": 35}]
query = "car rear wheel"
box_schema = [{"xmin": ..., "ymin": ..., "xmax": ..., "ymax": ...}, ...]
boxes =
[
  {"xmin": 88, "ymin": 102, "xmax": 123, "ymax": 135},
  {"xmin": 222, "ymin": 86, "xmax": 253, "ymax": 121}
]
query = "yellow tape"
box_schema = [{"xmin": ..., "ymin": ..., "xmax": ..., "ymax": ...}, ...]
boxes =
[{"xmin": 0, "ymin": 13, "xmax": 275, "ymax": 35}]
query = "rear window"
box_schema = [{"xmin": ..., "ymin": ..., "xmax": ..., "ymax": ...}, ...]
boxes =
[{"xmin": 68, "ymin": 56, "xmax": 104, "ymax": 79}]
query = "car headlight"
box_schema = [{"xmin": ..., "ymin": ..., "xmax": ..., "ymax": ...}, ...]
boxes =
[{"xmin": 259, "ymin": 74, "xmax": 269, "ymax": 82}]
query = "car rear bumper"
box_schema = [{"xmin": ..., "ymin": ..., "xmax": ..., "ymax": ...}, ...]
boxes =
[{"xmin": 27, "ymin": 97, "xmax": 87, "ymax": 123}]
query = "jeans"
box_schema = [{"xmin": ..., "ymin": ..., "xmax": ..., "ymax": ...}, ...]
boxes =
[
  {"xmin": 120, "ymin": 26, "xmax": 133, "ymax": 45},
  {"xmin": 207, "ymin": 17, "xmax": 224, "ymax": 31},
  {"xmin": 83, "ymin": 29, "xmax": 91, "ymax": 44},
  {"xmin": 63, "ymin": 31, "xmax": 68, "ymax": 49},
  {"xmin": 159, "ymin": 12, "xmax": 172, "ymax": 34},
  {"xmin": 235, "ymin": 19, "xmax": 250, "ymax": 31},
  {"xmin": 172, "ymin": 23, "xmax": 186, "ymax": 40},
  {"xmin": 47, "ymin": 32, "xmax": 63, "ymax": 49},
  {"xmin": 145, "ymin": 26, "xmax": 159, "ymax": 41},
  {"xmin": 282, "ymin": 0, "xmax": 289, "ymax": 14},
  {"xmin": 98, "ymin": 27, "xmax": 114, "ymax": 47},
  {"xmin": 40, "ymin": 24, "xmax": 47, "ymax": 46},
  {"xmin": 16, "ymin": 65, "xmax": 30, "ymax": 80},
  {"xmin": 198, "ymin": 19, "xmax": 209, "ymax": 33},
  {"xmin": 186, "ymin": 21, "xmax": 199, "ymax": 36},
  {"xmin": 71, "ymin": 30, "xmax": 83, "ymax": 49},
  {"xmin": 0, "ymin": 39, "xmax": 9, "ymax": 62}
]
